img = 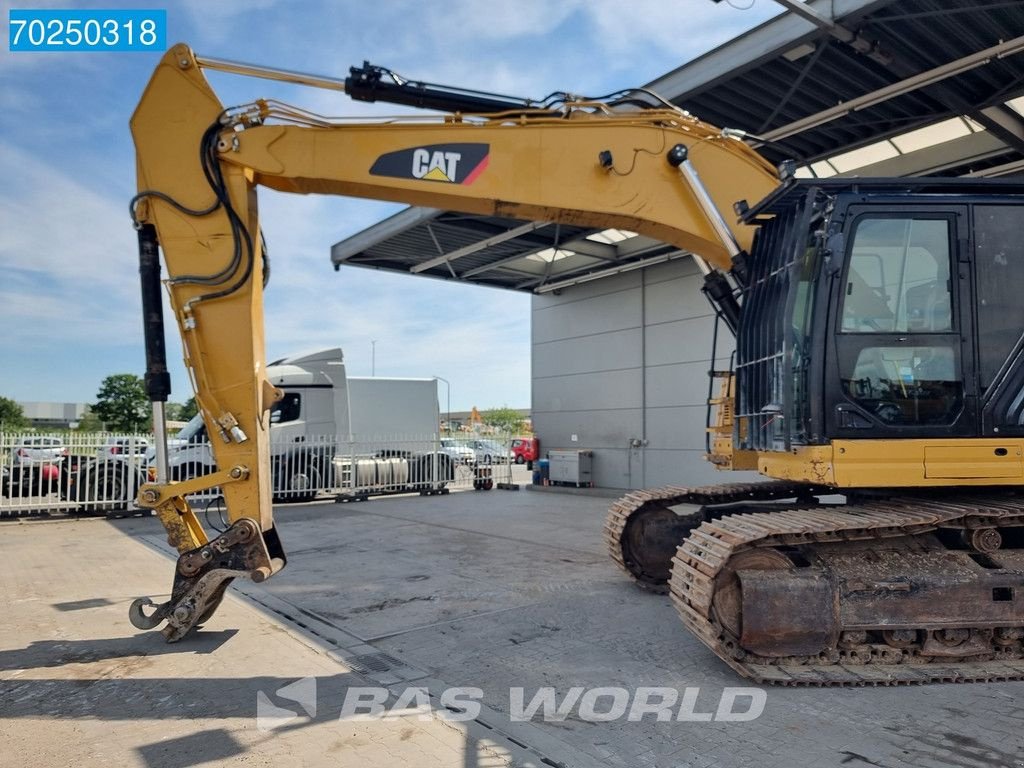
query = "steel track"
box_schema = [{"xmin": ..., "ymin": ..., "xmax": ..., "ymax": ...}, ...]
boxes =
[{"xmin": 607, "ymin": 485, "xmax": 1024, "ymax": 685}]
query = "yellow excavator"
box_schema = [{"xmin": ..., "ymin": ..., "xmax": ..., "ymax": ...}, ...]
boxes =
[{"xmin": 129, "ymin": 44, "xmax": 1023, "ymax": 686}]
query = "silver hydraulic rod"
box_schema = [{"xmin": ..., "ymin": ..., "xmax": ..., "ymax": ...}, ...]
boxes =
[
  {"xmin": 665, "ymin": 142, "xmax": 742, "ymax": 333},
  {"xmin": 667, "ymin": 144, "xmax": 744, "ymax": 262},
  {"xmin": 195, "ymin": 55, "xmax": 347, "ymax": 92},
  {"xmin": 691, "ymin": 254, "xmax": 714, "ymax": 277},
  {"xmin": 151, "ymin": 401, "xmax": 169, "ymax": 484}
]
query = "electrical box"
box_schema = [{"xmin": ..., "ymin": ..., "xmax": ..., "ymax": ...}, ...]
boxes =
[{"xmin": 548, "ymin": 449, "xmax": 593, "ymax": 487}]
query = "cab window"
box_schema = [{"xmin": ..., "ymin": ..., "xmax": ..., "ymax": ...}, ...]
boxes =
[
  {"xmin": 836, "ymin": 215, "xmax": 963, "ymax": 428},
  {"xmin": 270, "ymin": 392, "xmax": 301, "ymax": 424},
  {"xmin": 841, "ymin": 218, "xmax": 951, "ymax": 333},
  {"xmin": 974, "ymin": 205, "xmax": 1024, "ymax": 391}
]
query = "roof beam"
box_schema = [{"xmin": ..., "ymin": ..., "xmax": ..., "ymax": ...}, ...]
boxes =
[
  {"xmin": 973, "ymin": 105, "xmax": 1024, "ymax": 155},
  {"xmin": 530, "ymin": 252, "xmax": 691, "ymax": 294},
  {"xmin": 966, "ymin": 157, "xmax": 1024, "ymax": 178},
  {"xmin": 758, "ymin": 34, "xmax": 1024, "ymax": 144},
  {"xmin": 410, "ymin": 220, "xmax": 551, "ymax": 273},
  {"xmin": 330, "ymin": 206, "xmax": 441, "ymax": 267},
  {"xmin": 769, "ymin": 0, "xmax": 891, "ymax": 65},
  {"xmin": 836, "ymin": 130, "xmax": 1011, "ymax": 177},
  {"xmin": 646, "ymin": 0, "xmax": 894, "ymax": 100}
]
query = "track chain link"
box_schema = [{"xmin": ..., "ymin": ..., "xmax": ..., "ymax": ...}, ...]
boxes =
[
  {"xmin": 606, "ymin": 484, "xmax": 1024, "ymax": 685},
  {"xmin": 670, "ymin": 494, "xmax": 1024, "ymax": 686}
]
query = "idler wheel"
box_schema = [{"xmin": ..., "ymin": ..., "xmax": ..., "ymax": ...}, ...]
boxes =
[
  {"xmin": 711, "ymin": 548, "xmax": 793, "ymax": 639},
  {"xmin": 622, "ymin": 504, "xmax": 702, "ymax": 584}
]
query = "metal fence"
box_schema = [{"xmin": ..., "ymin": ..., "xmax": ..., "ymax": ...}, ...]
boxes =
[{"xmin": 0, "ymin": 431, "xmax": 518, "ymax": 516}]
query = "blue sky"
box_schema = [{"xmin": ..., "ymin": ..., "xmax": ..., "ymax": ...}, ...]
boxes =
[{"xmin": 0, "ymin": 0, "xmax": 779, "ymax": 411}]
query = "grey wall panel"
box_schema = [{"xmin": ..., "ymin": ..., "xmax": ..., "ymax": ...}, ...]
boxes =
[
  {"xmin": 530, "ymin": 263, "xmax": 754, "ymax": 491},
  {"xmin": 643, "ymin": 448, "xmax": 760, "ymax": 488},
  {"xmin": 534, "ymin": 408, "xmax": 643, "ymax": 449},
  {"xmin": 533, "ymin": 368, "xmax": 643, "ymax": 413},
  {"xmin": 646, "ymin": 360, "xmax": 713, "ymax": 408},
  {"xmin": 532, "ymin": 286, "xmax": 642, "ymax": 344},
  {"xmin": 533, "ymin": 328, "xmax": 642, "ymax": 378},
  {"xmin": 593, "ymin": 448, "xmax": 633, "ymax": 490},
  {"xmin": 645, "ymin": 315, "xmax": 723, "ymax": 367},
  {"xmin": 644, "ymin": 405, "xmax": 710, "ymax": 451},
  {"xmin": 644, "ymin": 275, "xmax": 711, "ymax": 326},
  {"xmin": 532, "ymin": 270, "xmax": 642, "ymax": 307},
  {"xmin": 531, "ymin": 409, "xmax": 640, "ymax": 488},
  {"xmin": 642, "ymin": 255, "xmax": 701, "ymax": 285}
]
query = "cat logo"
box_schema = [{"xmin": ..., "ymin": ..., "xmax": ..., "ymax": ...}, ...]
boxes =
[
  {"xmin": 370, "ymin": 143, "xmax": 489, "ymax": 185},
  {"xmin": 412, "ymin": 148, "xmax": 461, "ymax": 181}
]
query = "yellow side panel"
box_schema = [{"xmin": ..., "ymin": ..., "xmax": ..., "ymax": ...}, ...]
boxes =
[
  {"xmin": 832, "ymin": 439, "xmax": 1024, "ymax": 486},
  {"xmin": 758, "ymin": 447, "xmax": 835, "ymax": 485},
  {"xmin": 923, "ymin": 445, "xmax": 1023, "ymax": 479},
  {"xmin": 757, "ymin": 439, "xmax": 1024, "ymax": 488}
]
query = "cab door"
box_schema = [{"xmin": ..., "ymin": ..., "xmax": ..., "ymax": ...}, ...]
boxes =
[
  {"xmin": 974, "ymin": 204, "xmax": 1024, "ymax": 435},
  {"xmin": 826, "ymin": 205, "xmax": 976, "ymax": 438}
]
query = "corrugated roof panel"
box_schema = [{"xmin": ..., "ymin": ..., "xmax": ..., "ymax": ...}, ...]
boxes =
[{"xmin": 332, "ymin": 0, "xmax": 1024, "ymax": 293}]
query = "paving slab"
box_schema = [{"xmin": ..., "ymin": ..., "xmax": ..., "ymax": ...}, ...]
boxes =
[
  {"xmin": 0, "ymin": 516, "xmax": 554, "ymax": 768},
  {"xmin": 5, "ymin": 485, "xmax": 1024, "ymax": 768}
]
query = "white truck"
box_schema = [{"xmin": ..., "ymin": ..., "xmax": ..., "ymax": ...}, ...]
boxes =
[{"xmin": 160, "ymin": 348, "xmax": 451, "ymax": 501}]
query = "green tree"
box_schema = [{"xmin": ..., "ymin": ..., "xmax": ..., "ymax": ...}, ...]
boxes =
[
  {"xmin": 481, "ymin": 406, "xmax": 525, "ymax": 433},
  {"xmin": 93, "ymin": 374, "xmax": 150, "ymax": 433},
  {"xmin": 0, "ymin": 396, "xmax": 27, "ymax": 430},
  {"xmin": 180, "ymin": 396, "xmax": 199, "ymax": 421},
  {"xmin": 154, "ymin": 397, "xmax": 196, "ymax": 428},
  {"xmin": 75, "ymin": 410, "xmax": 104, "ymax": 432},
  {"xmin": 164, "ymin": 397, "xmax": 197, "ymax": 422}
]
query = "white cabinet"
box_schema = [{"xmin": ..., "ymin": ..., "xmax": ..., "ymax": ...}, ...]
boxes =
[{"xmin": 548, "ymin": 450, "xmax": 593, "ymax": 487}]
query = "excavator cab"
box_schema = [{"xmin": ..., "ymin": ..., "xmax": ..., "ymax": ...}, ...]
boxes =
[
  {"xmin": 734, "ymin": 179, "xmax": 1024, "ymax": 487},
  {"xmin": 613, "ymin": 179, "xmax": 1024, "ymax": 685}
]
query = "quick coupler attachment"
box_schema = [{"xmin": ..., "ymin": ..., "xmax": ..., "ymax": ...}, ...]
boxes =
[{"xmin": 129, "ymin": 518, "xmax": 274, "ymax": 641}]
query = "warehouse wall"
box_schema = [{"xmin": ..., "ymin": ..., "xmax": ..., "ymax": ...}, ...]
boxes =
[{"xmin": 531, "ymin": 255, "xmax": 760, "ymax": 490}]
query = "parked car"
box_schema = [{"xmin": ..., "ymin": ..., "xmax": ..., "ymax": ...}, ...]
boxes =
[
  {"xmin": 511, "ymin": 436, "xmax": 539, "ymax": 465},
  {"xmin": 98, "ymin": 436, "xmax": 151, "ymax": 460},
  {"xmin": 3, "ymin": 436, "xmax": 66, "ymax": 497},
  {"xmin": 11, "ymin": 436, "xmax": 67, "ymax": 466},
  {"xmin": 469, "ymin": 439, "xmax": 511, "ymax": 465},
  {"xmin": 439, "ymin": 438, "xmax": 475, "ymax": 464}
]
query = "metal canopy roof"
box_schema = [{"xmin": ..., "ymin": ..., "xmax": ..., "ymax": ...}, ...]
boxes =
[
  {"xmin": 332, "ymin": 0, "xmax": 1024, "ymax": 294},
  {"xmin": 330, "ymin": 209, "xmax": 678, "ymax": 292}
]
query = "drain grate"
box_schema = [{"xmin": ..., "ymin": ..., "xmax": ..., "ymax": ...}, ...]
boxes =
[{"xmin": 345, "ymin": 652, "xmax": 404, "ymax": 674}]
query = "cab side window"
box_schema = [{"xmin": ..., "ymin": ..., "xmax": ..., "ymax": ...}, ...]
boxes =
[
  {"xmin": 270, "ymin": 392, "xmax": 302, "ymax": 424},
  {"xmin": 841, "ymin": 218, "xmax": 951, "ymax": 333},
  {"xmin": 837, "ymin": 215, "xmax": 962, "ymax": 427},
  {"xmin": 974, "ymin": 205, "xmax": 1024, "ymax": 392}
]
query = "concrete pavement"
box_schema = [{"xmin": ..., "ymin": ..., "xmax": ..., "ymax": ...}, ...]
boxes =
[
  {"xmin": 2, "ymin": 485, "xmax": 1024, "ymax": 767},
  {"xmin": 0, "ymin": 514, "xmax": 544, "ymax": 768}
]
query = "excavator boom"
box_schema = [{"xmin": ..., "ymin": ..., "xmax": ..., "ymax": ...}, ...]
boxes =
[{"xmin": 128, "ymin": 44, "xmax": 775, "ymax": 639}]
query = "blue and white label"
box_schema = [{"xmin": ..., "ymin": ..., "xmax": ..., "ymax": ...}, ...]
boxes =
[{"xmin": 9, "ymin": 9, "xmax": 167, "ymax": 51}]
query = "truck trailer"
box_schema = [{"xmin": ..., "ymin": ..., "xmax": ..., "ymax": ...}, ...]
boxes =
[{"xmin": 171, "ymin": 348, "xmax": 449, "ymax": 501}]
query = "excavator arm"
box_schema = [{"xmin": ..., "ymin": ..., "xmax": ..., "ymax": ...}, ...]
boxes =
[{"xmin": 128, "ymin": 43, "xmax": 778, "ymax": 640}]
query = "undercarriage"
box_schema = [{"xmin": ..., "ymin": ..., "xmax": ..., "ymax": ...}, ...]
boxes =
[{"xmin": 606, "ymin": 483, "xmax": 1024, "ymax": 685}]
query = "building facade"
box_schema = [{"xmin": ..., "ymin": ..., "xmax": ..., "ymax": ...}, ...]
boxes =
[
  {"xmin": 531, "ymin": 256, "xmax": 756, "ymax": 490},
  {"xmin": 17, "ymin": 401, "xmax": 90, "ymax": 430}
]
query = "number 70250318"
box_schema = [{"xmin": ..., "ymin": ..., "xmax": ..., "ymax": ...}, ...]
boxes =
[{"xmin": 9, "ymin": 9, "xmax": 166, "ymax": 52}]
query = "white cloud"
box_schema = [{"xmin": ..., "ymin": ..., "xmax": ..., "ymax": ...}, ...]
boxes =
[
  {"xmin": 0, "ymin": 143, "xmax": 137, "ymax": 297},
  {"xmin": 0, "ymin": 143, "xmax": 143, "ymax": 357},
  {"xmin": 0, "ymin": 0, "xmax": 771, "ymax": 408},
  {"xmin": 177, "ymin": 0, "xmax": 283, "ymax": 43},
  {"xmin": 253, "ymin": 188, "xmax": 532, "ymax": 407}
]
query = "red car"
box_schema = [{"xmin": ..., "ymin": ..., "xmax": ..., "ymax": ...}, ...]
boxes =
[{"xmin": 510, "ymin": 436, "xmax": 539, "ymax": 465}]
